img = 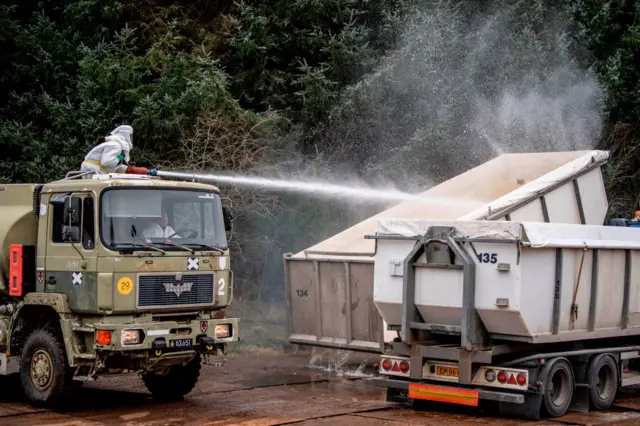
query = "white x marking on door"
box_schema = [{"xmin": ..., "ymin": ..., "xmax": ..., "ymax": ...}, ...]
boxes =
[{"xmin": 72, "ymin": 272, "xmax": 83, "ymax": 286}]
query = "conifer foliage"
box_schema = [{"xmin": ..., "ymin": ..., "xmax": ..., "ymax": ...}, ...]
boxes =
[{"xmin": 1, "ymin": 0, "xmax": 639, "ymax": 299}]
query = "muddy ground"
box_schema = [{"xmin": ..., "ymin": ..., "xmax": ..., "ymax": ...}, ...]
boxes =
[{"xmin": 2, "ymin": 351, "xmax": 640, "ymax": 425}]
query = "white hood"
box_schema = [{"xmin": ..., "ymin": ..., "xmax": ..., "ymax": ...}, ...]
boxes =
[{"xmin": 106, "ymin": 125, "xmax": 133, "ymax": 162}]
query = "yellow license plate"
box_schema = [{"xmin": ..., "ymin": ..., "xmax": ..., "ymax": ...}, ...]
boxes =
[{"xmin": 435, "ymin": 366, "xmax": 459, "ymax": 377}]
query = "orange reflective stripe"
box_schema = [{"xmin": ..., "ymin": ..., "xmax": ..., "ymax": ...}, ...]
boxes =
[{"xmin": 408, "ymin": 384, "xmax": 479, "ymax": 407}]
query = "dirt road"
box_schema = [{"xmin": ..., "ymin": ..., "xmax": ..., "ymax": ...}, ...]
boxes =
[{"xmin": 3, "ymin": 353, "xmax": 640, "ymax": 425}]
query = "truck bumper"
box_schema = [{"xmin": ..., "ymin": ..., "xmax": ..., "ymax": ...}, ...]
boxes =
[
  {"xmin": 93, "ymin": 316, "xmax": 239, "ymax": 353},
  {"xmin": 372, "ymin": 376, "xmax": 525, "ymax": 405}
]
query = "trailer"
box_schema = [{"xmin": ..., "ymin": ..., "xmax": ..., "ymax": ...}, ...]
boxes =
[
  {"xmin": 370, "ymin": 218, "xmax": 640, "ymax": 419},
  {"xmin": 283, "ymin": 149, "xmax": 640, "ymax": 419},
  {"xmin": 284, "ymin": 150, "xmax": 609, "ymax": 354}
]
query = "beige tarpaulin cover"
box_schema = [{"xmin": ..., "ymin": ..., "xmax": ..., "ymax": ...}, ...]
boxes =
[{"xmin": 292, "ymin": 150, "xmax": 608, "ymax": 260}]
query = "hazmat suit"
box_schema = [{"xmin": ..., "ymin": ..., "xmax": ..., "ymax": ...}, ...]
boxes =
[{"xmin": 80, "ymin": 125, "xmax": 154, "ymax": 177}]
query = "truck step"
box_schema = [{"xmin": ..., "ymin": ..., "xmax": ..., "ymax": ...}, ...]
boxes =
[
  {"xmin": 72, "ymin": 375, "xmax": 97, "ymax": 382},
  {"xmin": 621, "ymin": 370, "xmax": 640, "ymax": 387},
  {"xmin": 74, "ymin": 354, "xmax": 97, "ymax": 360}
]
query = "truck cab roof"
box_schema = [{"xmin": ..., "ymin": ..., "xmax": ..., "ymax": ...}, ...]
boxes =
[{"xmin": 42, "ymin": 172, "xmax": 221, "ymax": 194}]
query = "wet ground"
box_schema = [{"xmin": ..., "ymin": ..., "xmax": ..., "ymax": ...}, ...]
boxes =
[{"xmin": 3, "ymin": 352, "xmax": 640, "ymax": 425}]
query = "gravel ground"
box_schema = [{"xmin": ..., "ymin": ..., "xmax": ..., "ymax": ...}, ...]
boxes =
[{"xmin": 2, "ymin": 353, "xmax": 640, "ymax": 426}]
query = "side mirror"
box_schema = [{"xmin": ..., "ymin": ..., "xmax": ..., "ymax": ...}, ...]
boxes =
[{"xmin": 223, "ymin": 206, "xmax": 233, "ymax": 232}]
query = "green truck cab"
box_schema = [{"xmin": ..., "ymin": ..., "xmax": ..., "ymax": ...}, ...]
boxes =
[{"xmin": 0, "ymin": 172, "xmax": 239, "ymax": 406}]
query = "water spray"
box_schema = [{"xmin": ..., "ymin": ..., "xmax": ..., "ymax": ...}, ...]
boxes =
[{"xmin": 153, "ymin": 170, "xmax": 481, "ymax": 206}]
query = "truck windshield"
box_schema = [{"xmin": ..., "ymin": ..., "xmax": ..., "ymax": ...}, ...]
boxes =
[{"xmin": 101, "ymin": 188, "xmax": 227, "ymax": 252}]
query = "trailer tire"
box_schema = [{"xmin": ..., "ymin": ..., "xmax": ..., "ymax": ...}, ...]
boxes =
[
  {"xmin": 142, "ymin": 354, "xmax": 201, "ymax": 400},
  {"xmin": 587, "ymin": 354, "xmax": 618, "ymax": 410},
  {"xmin": 540, "ymin": 358, "xmax": 574, "ymax": 418},
  {"xmin": 19, "ymin": 329, "xmax": 68, "ymax": 407}
]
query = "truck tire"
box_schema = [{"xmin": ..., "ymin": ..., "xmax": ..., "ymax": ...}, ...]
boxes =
[
  {"xmin": 143, "ymin": 354, "xmax": 201, "ymax": 400},
  {"xmin": 19, "ymin": 329, "xmax": 69, "ymax": 407},
  {"xmin": 540, "ymin": 357, "xmax": 574, "ymax": 418},
  {"xmin": 587, "ymin": 354, "xmax": 618, "ymax": 410}
]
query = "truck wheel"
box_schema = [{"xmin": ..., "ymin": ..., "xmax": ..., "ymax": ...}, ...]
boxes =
[
  {"xmin": 143, "ymin": 354, "xmax": 201, "ymax": 400},
  {"xmin": 19, "ymin": 329, "xmax": 68, "ymax": 407},
  {"xmin": 540, "ymin": 358, "xmax": 574, "ymax": 418},
  {"xmin": 587, "ymin": 354, "xmax": 618, "ymax": 410}
]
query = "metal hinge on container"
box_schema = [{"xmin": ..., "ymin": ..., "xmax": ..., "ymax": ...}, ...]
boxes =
[
  {"xmin": 497, "ymin": 263, "xmax": 510, "ymax": 272},
  {"xmin": 389, "ymin": 260, "xmax": 404, "ymax": 277},
  {"xmin": 496, "ymin": 298, "xmax": 509, "ymax": 308}
]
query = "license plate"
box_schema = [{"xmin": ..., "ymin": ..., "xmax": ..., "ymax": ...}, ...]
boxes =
[
  {"xmin": 409, "ymin": 383, "xmax": 478, "ymax": 407},
  {"xmin": 435, "ymin": 366, "xmax": 459, "ymax": 377},
  {"xmin": 169, "ymin": 338, "xmax": 192, "ymax": 349}
]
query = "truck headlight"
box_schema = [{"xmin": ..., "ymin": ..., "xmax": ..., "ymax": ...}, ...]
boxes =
[
  {"xmin": 121, "ymin": 329, "xmax": 143, "ymax": 345},
  {"xmin": 215, "ymin": 324, "xmax": 230, "ymax": 338}
]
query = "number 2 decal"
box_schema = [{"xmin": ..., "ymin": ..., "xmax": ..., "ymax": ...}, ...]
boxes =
[
  {"xmin": 218, "ymin": 278, "xmax": 225, "ymax": 296},
  {"xmin": 477, "ymin": 253, "xmax": 498, "ymax": 264}
]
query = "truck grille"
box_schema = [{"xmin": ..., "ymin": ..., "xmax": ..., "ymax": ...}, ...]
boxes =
[{"xmin": 137, "ymin": 273, "xmax": 214, "ymax": 308}]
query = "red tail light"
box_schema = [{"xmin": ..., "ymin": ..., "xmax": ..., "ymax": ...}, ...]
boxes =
[
  {"xmin": 399, "ymin": 361, "xmax": 410, "ymax": 373},
  {"xmin": 497, "ymin": 371, "xmax": 507, "ymax": 383},
  {"xmin": 381, "ymin": 359, "xmax": 391, "ymax": 371},
  {"xmin": 516, "ymin": 373, "xmax": 527, "ymax": 386}
]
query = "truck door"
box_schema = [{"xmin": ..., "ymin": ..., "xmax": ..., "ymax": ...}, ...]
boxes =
[{"xmin": 44, "ymin": 192, "xmax": 98, "ymax": 312}]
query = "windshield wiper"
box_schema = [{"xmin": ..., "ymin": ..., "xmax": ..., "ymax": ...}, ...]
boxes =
[
  {"xmin": 113, "ymin": 242, "xmax": 167, "ymax": 254},
  {"xmin": 187, "ymin": 243, "xmax": 227, "ymax": 254},
  {"xmin": 156, "ymin": 241, "xmax": 195, "ymax": 254}
]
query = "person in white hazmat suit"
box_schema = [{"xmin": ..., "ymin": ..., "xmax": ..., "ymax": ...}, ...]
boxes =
[{"xmin": 80, "ymin": 125, "xmax": 156, "ymax": 178}]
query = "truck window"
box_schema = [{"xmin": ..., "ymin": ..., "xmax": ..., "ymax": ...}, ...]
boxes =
[
  {"xmin": 102, "ymin": 188, "xmax": 227, "ymax": 250},
  {"xmin": 82, "ymin": 198, "xmax": 95, "ymax": 250},
  {"xmin": 51, "ymin": 201, "xmax": 67, "ymax": 243},
  {"xmin": 51, "ymin": 195, "xmax": 95, "ymax": 249},
  {"xmin": 173, "ymin": 201, "xmax": 216, "ymax": 239}
]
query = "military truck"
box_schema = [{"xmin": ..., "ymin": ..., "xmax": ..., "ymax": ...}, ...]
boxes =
[{"xmin": 0, "ymin": 171, "xmax": 239, "ymax": 407}]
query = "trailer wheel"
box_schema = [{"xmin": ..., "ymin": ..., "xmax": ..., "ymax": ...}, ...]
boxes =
[
  {"xmin": 540, "ymin": 358, "xmax": 574, "ymax": 418},
  {"xmin": 142, "ymin": 353, "xmax": 201, "ymax": 400},
  {"xmin": 587, "ymin": 354, "xmax": 618, "ymax": 410},
  {"xmin": 19, "ymin": 329, "xmax": 69, "ymax": 407}
]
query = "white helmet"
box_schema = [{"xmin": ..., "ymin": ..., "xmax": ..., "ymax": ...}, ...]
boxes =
[{"xmin": 110, "ymin": 125, "xmax": 133, "ymax": 151}]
